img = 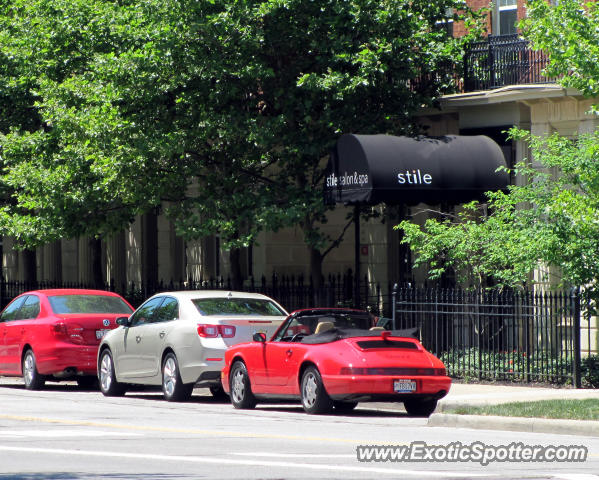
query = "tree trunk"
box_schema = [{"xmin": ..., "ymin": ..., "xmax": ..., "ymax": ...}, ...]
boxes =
[
  {"xmin": 229, "ymin": 247, "xmax": 243, "ymax": 290},
  {"xmin": 89, "ymin": 238, "xmax": 104, "ymax": 288},
  {"xmin": 309, "ymin": 247, "xmax": 323, "ymax": 290}
]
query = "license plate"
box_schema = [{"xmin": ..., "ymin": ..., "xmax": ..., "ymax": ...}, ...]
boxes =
[
  {"xmin": 96, "ymin": 329, "xmax": 110, "ymax": 340},
  {"xmin": 394, "ymin": 379, "xmax": 416, "ymax": 393}
]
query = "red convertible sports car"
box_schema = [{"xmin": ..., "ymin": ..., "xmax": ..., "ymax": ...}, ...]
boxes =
[{"xmin": 221, "ymin": 308, "xmax": 451, "ymax": 416}]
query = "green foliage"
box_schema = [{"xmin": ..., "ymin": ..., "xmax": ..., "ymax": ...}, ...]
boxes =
[
  {"xmin": 522, "ymin": 0, "xmax": 599, "ymax": 100},
  {"xmin": 440, "ymin": 347, "xmax": 576, "ymax": 385},
  {"xmin": 581, "ymin": 354, "xmax": 599, "ymax": 388},
  {"xmin": 0, "ymin": 0, "xmax": 482, "ymax": 263},
  {"xmin": 442, "ymin": 346, "xmax": 599, "ymax": 388},
  {"xmin": 397, "ymin": 129, "xmax": 599, "ymax": 307}
]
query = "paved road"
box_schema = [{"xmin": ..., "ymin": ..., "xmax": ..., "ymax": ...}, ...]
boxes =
[{"xmin": 0, "ymin": 377, "xmax": 598, "ymax": 479}]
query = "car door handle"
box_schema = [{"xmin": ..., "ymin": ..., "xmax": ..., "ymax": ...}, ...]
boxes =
[
  {"xmin": 286, "ymin": 349, "xmax": 293, "ymax": 357},
  {"xmin": 159, "ymin": 332, "xmax": 165, "ymax": 338},
  {"xmin": 136, "ymin": 336, "xmax": 141, "ymax": 343}
]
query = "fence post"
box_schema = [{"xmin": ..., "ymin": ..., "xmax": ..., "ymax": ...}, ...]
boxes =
[
  {"xmin": 476, "ymin": 289, "xmax": 482, "ymax": 381},
  {"xmin": 488, "ymin": 36, "xmax": 495, "ymax": 89},
  {"xmin": 572, "ymin": 288, "xmax": 582, "ymax": 389},
  {"xmin": 392, "ymin": 283, "xmax": 398, "ymax": 330},
  {"xmin": 522, "ymin": 290, "xmax": 531, "ymax": 383}
]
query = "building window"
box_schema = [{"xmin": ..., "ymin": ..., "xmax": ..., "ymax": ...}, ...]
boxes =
[{"xmin": 495, "ymin": 0, "xmax": 518, "ymax": 35}]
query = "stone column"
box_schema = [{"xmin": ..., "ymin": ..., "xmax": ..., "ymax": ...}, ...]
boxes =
[
  {"xmin": 126, "ymin": 217, "xmax": 143, "ymax": 286},
  {"xmin": 1, "ymin": 237, "xmax": 19, "ymax": 282},
  {"xmin": 106, "ymin": 231, "xmax": 127, "ymax": 291}
]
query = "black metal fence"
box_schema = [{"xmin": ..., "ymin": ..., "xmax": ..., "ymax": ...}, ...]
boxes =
[
  {"xmin": 464, "ymin": 34, "xmax": 555, "ymax": 92},
  {"xmin": 0, "ymin": 273, "xmax": 391, "ymax": 314},
  {"xmin": 392, "ymin": 286, "xmax": 588, "ymax": 387}
]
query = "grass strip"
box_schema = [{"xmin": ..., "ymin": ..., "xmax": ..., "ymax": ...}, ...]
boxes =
[{"xmin": 444, "ymin": 399, "xmax": 599, "ymax": 421}]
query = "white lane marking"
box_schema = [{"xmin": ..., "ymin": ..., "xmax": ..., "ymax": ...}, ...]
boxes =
[
  {"xmin": 0, "ymin": 430, "xmax": 142, "ymax": 438},
  {"xmin": 0, "ymin": 445, "xmax": 493, "ymax": 477},
  {"xmin": 232, "ymin": 452, "xmax": 354, "ymax": 458},
  {"xmin": 552, "ymin": 476, "xmax": 599, "ymax": 480}
]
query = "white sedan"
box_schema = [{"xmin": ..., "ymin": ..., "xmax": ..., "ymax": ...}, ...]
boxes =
[{"xmin": 97, "ymin": 291, "xmax": 287, "ymax": 401}]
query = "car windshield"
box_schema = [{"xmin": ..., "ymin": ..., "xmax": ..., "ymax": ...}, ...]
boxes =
[
  {"xmin": 275, "ymin": 311, "xmax": 372, "ymax": 341},
  {"xmin": 48, "ymin": 295, "xmax": 132, "ymax": 314},
  {"xmin": 192, "ymin": 298, "xmax": 285, "ymax": 316}
]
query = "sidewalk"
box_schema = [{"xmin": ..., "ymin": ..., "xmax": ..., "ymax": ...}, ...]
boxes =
[{"xmin": 428, "ymin": 382, "xmax": 599, "ymax": 437}]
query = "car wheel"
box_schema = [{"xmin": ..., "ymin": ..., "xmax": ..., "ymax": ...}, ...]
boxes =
[
  {"xmin": 162, "ymin": 352, "xmax": 193, "ymax": 402},
  {"xmin": 209, "ymin": 385, "xmax": 229, "ymax": 400},
  {"xmin": 300, "ymin": 366, "xmax": 333, "ymax": 414},
  {"xmin": 404, "ymin": 398, "xmax": 438, "ymax": 417},
  {"xmin": 333, "ymin": 401, "xmax": 358, "ymax": 413},
  {"xmin": 229, "ymin": 361, "xmax": 257, "ymax": 409},
  {"xmin": 77, "ymin": 376, "xmax": 99, "ymax": 390},
  {"xmin": 22, "ymin": 349, "xmax": 45, "ymax": 390},
  {"xmin": 99, "ymin": 349, "xmax": 126, "ymax": 397}
]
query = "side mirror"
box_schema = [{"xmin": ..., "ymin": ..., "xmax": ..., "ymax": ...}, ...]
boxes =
[
  {"xmin": 116, "ymin": 316, "xmax": 131, "ymax": 327},
  {"xmin": 253, "ymin": 332, "xmax": 267, "ymax": 343}
]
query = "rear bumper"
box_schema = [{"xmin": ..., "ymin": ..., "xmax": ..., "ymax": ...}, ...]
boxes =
[
  {"xmin": 322, "ymin": 374, "xmax": 451, "ymax": 401},
  {"xmin": 36, "ymin": 343, "xmax": 99, "ymax": 376}
]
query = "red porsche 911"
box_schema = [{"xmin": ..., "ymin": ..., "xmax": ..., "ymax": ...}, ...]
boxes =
[
  {"xmin": 221, "ymin": 308, "xmax": 451, "ymax": 416},
  {"xmin": 0, "ymin": 289, "xmax": 134, "ymax": 390}
]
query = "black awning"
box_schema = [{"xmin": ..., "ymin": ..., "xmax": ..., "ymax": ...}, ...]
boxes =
[{"xmin": 324, "ymin": 134, "xmax": 509, "ymax": 205}]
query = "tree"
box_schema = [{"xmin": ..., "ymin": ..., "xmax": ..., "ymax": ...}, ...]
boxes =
[
  {"xmin": 164, "ymin": 0, "xmax": 483, "ymax": 285},
  {"xmin": 522, "ymin": 0, "xmax": 599, "ymax": 100},
  {"xmin": 399, "ymin": 130, "xmax": 599, "ymax": 297},
  {"xmin": 397, "ymin": 0, "xmax": 599, "ymax": 306},
  {"xmin": 0, "ymin": 0, "xmax": 481, "ymax": 287}
]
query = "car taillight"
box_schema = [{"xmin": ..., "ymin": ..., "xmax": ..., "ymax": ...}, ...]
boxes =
[
  {"xmin": 435, "ymin": 367, "xmax": 447, "ymax": 376},
  {"xmin": 218, "ymin": 325, "xmax": 236, "ymax": 338},
  {"xmin": 51, "ymin": 322, "xmax": 84, "ymax": 344},
  {"xmin": 51, "ymin": 322, "xmax": 68, "ymax": 338},
  {"xmin": 197, "ymin": 324, "xmax": 219, "ymax": 338},
  {"xmin": 197, "ymin": 324, "xmax": 236, "ymax": 338}
]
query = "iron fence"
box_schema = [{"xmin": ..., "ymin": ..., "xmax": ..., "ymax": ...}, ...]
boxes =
[
  {"xmin": 463, "ymin": 34, "xmax": 555, "ymax": 92},
  {"xmin": 392, "ymin": 286, "xmax": 588, "ymax": 386},
  {"xmin": 0, "ymin": 274, "xmax": 391, "ymax": 314}
]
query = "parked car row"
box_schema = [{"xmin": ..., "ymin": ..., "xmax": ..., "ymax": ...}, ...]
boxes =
[{"xmin": 0, "ymin": 289, "xmax": 451, "ymax": 416}]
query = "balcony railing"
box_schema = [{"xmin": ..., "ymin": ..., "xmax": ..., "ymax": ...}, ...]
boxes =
[{"xmin": 463, "ymin": 34, "xmax": 556, "ymax": 92}]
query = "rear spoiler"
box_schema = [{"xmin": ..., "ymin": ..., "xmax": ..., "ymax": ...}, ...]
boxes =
[{"xmin": 301, "ymin": 327, "xmax": 419, "ymax": 345}]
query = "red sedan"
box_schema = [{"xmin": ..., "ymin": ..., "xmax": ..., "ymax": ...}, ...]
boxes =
[
  {"xmin": 221, "ymin": 308, "xmax": 451, "ymax": 416},
  {"xmin": 0, "ymin": 289, "xmax": 134, "ymax": 389}
]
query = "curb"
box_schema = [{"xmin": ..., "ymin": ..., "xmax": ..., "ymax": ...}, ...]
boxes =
[{"xmin": 427, "ymin": 413, "xmax": 599, "ymax": 437}]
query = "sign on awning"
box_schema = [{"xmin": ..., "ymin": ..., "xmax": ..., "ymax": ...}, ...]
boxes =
[{"xmin": 325, "ymin": 134, "xmax": 509, "ymax": 206}]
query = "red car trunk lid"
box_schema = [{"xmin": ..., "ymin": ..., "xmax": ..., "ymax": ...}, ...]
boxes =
[{"xmin": 53, "ymin": 313, "xmax": 122, "ymax": 345}]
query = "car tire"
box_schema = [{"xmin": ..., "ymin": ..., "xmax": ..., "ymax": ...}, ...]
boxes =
[
  {"xmin": 404, "ymin": 398, "xmax": 438, "ymax": 417},
  {"xmin": 209, "ymin": 385, "xmax": 229, "ymax": 400},
  {"xmin": 162, "ymin": 352, "xmax": 193, "ymax": 402},
  {"xmin": 98, "ymin": 349, "xmax": 126, "ymax": 397},
  {"xmin": 300, "ymin": 366, "xmax": 333, "ymax": 414},
  {"xmin": 229, "ymin": 361, "xmax": 257, "ymax": 409},
  {"xmin": 22, "ymin": 349, "xmax": 45, "ymax": 390},
  {"xmin": 333, "ymin": 401, "xmax": 358, "ymax": 413},
  {"xmin": 77, "ymin": 376, "xmax": 99, "ymax": 390}
]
